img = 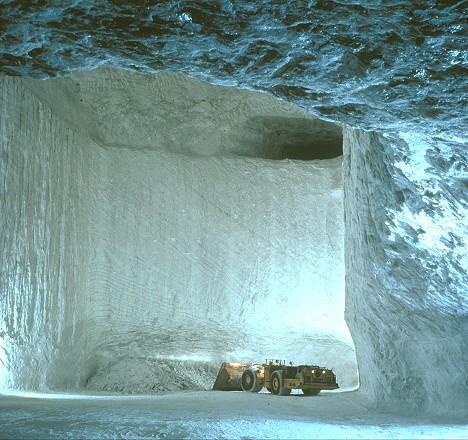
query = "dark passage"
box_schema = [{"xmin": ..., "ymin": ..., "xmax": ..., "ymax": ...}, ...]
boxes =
[{"xmin": 240, "ymin": 116, "xmax": 343, "ymax": 160}]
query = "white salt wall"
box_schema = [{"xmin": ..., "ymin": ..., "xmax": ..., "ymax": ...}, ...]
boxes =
[
  {"xmin": 3, "ymin": 68, "xmax": 465, "ymax": 416},
  {"xmin": 0, "ymin": 68, "xmax": 356, "ymax": 393},
  {"xmin": 343, "ymin": 128, "xmax": 467, "ymax": 417},
  {"xmin": 0, "ymin": 76, "xmax": 96, "ymax": 390},
  {"xmin": 84, "ymin": 149, "xmax": 352, "ymax": 391}
]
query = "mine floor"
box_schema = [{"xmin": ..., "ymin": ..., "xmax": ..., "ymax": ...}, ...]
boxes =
[{"xmin": 0, "ymin": 390, "xmax": 465, "ymax": 439}]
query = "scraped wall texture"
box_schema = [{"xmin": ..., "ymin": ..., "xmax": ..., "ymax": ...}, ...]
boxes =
[
  {"xmin": 343, "ymin": 128, "xmax": 467, "ymax": 417},
  {"xmin": 0, "ymin": 77, "xmax": 96, "ymax": 389},
  {"xmin": 0, "ymin": 69, "xmax": 356, "ymax": 394}
]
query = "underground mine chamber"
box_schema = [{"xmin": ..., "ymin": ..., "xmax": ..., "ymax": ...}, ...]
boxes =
[{"xmin": 0, "ymin": 69, "xmax": 357, "ymax": 395}]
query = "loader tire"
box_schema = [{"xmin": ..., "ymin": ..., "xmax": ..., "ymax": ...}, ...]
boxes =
[
  {"xmin": 270, "ymin": 371, "xmax": 291, "ymax": 396},
  {"xmin": 302, "ymin": 388, "xmax": 320, "ymax": 396},
  {"xmin": 241, "ymin": 369, "xmax": 262, "ymax": 392}
]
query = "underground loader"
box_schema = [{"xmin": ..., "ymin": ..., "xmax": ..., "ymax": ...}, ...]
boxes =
[{"xmin": 213, "ymin": 359, "xmax": 338, "ymax": 395}]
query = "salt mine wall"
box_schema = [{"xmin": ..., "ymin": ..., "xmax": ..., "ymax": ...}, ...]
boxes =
[
  {"xmin": 2, "ymin": 68, "xmax": 465, "ymax": 417},
  {"xmin": 0, "ymin": 76, "xmax": 97, "ymax": 389},
  {"xmin": 343, "ymin": 128, "xmax": 467, "ymax": 417},
  {"xmin": 0, "ymin": 69, "xmax": 357, "ymax": 394}
]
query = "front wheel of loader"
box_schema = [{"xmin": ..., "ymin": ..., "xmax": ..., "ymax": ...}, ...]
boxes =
[
  {"xmin": 270, "ymin": 371, "xmax": 290, "ymax": 396},
  {"xmin": 241, "ymin": 368, "xmax": 262, "ymax": 392},
  {"xmin": 302, "ymin": 388, "xmax": 320, "ymax": 396}
]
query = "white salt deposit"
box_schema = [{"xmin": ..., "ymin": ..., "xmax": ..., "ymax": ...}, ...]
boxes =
[
  {"xmin": 0, "ymin": 391, "xmax": 466, "ymax": 440},
  {"xmin": 1, "ymin": 68, "xmax": 466, "ymax": 429},
  {"xmin": 0, "ymin": 68, "xmax": 355, "ymax": 396},
  {"xmin": 343, "ymin": 128, "xmax": 467, "ymax": 418}
]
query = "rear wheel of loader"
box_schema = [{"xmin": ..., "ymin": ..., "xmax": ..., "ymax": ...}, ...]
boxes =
[
  {"xmin": 302, "ymin": 388, "xmax": 320, "ymax": 396},
  {"xmin": 241, "ymin": 369, "xmax": 262, "ymax": 392},
  {"xmin": 270, "ymin": 371, "xmax": 291, "ymax": 396}
]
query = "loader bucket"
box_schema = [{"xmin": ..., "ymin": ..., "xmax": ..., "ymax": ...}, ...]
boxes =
[{"xmin": 212, "ymin": 362, "xmax": 249, "ymax": 391}]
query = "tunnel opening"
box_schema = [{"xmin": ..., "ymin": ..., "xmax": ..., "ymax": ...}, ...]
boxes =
[
  {"xmin": 267, "ymin": 141, "xmax": 343, "ymax": 160},
  {"xmin": 236, "ymin": 116, "xmax": 344, "ymax": 160}
]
